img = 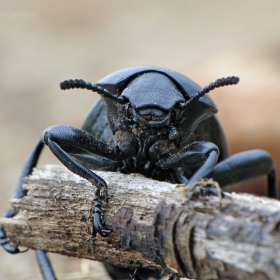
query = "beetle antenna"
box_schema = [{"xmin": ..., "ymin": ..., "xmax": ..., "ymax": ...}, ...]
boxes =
[
  {"xmin": 179, "ymin": 76, "xmax": 239, "ymax": 109},
  {"xmin": 60, "ymin": 79, "xmax": 127, "ymax": 104}
]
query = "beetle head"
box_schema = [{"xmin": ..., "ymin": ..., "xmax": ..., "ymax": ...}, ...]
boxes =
[{"xmin": 120, "ymin": 73, "xmax": 185, "ymax": 129}]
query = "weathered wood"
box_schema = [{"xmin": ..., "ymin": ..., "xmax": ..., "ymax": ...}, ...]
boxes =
[{"xmin": 1, "ymin": 164, "xmax": 280, "ymax": 279}]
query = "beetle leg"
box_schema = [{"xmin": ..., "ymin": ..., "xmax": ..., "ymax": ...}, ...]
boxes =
[
  {"xmin": 156, "ymin": 141, "xmax": 220, "ymax": 198},
  {"xmin": 210, "ymin": 149, "xmax": 277, "ymax": 198},
  {"xmin": 43, "ymin": 125, "xmax": 126, "ymax": 235},
  {"xmin": 168, "ymin": 169, "xmax": 189, "ymax": 184},
  {"xmin": 69, "ymin": 153, "xmax": 120, "ymax": 171},
  {"xmin": 129, "ymin": 268, "xmax": 142, "ymax": 280},
  {"xmin": 44, "ymin": 125, "xmax": 123, "ymax": 187},
  {"xmin": 183, "ymin": 150, "xmax": 221, "ymax": 199},
  {"xmin": 1, "ymin": 139, "xmax": 44, "ymax": 254},
  {"xmin": 0, "ymin": 139, "xmax": 58, "ymax": 279},
  {"xmin": 156, "ymin": 141, "xmax": 219, "ymax": 185},
  {"xmin": 36, "ymin": 250, "xmax": 57, "ymax": 280},
  {"xmin": 185, "ymin": 150, "xmax": 219, "ymax": 187},
  {"xmin": 93, "ymin": 189, "xmax": 111, "ymax": 237},
  {"xmin": 0, "ymin": 208, "xmax": 19, "ymax": 253}
]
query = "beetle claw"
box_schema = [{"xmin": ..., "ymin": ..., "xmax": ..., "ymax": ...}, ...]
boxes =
[
  {"xmin": 1, "ymin": 242, "xmax": 20, "ymax": 254},
  {"xmin": 0, "ymin": 226, "xmax": 29, "ymax": 254},
  {"xmin": 185, "ymin": 180, "xmax": 223, "ymax": 200},
  {"xmin": 93, "ymin": 189, "xmax": 111, "ymax": 237},
  {"xmin": 92, "ymin": 212, "xmax": 111, "ymax": 237}
]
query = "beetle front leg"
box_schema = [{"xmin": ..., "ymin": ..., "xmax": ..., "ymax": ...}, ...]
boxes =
[
  {"xmin": 44, "ymin": 125, "xmax": 125, "ymax": 235},
  {"xmin": 156, "ymin": 141, "xmax": 219, "ymax": 195}
]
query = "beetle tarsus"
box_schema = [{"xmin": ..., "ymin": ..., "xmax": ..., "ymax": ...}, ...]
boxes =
[
  {"xmin": 185, "ymin": 180, "xmax": 224, "ymax": 200},
  {"xmin": 93, "ymin": 189, "xmax": 111, "ymax": 237},
  {"xmin": 0, "ymin": 228, "xmax": 19, "ymax": 254},
  {"xmin": 0, "ymin": 208, "xmax": 22, "ymax": 254},
  {"xmin": 0, "ymin": 225, "xmax": 30, "ymax": 254}
]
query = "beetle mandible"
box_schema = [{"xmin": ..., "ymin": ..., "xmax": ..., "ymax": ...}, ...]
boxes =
[{"xmin": 0, "ymin": 66, "xmax": 277, "ymax": 280}]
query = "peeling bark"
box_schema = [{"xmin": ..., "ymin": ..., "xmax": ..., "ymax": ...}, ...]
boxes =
[{"xmin": 1, "ymin": 164, "xmax": 280, "ymax": 279}]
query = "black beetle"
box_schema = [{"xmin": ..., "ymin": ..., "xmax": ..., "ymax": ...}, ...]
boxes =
[{"xmin": 0, "ymin": 66, "xmax": 277, "ymax": 280}]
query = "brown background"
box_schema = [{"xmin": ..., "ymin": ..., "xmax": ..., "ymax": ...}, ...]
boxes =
[{"xmin": 1, "ymin": 1, "xmax": 280, "ymax": 279}]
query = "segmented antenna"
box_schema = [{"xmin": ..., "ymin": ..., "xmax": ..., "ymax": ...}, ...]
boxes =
[
  {"xmin": 60, "ymin": 79, "xmax": 127, "ymax": 104},
  {"xmin": 179, "ymin": 76, "xmax": 239, "ymax": 109}
]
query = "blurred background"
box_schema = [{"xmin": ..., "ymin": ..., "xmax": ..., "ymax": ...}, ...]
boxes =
[{"xmin": 1, "ymin": 1, "xmax": 280, "ymax": 279}]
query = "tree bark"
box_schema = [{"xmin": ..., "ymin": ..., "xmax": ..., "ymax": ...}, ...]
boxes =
[{"xmin": 1, "ymin": 164, "xmax": 280, "ymax": 280}]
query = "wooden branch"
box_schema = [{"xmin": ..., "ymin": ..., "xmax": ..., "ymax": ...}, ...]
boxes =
[{"xmin": 1, "ymin": 165, "xmax": 280, "ymax": 279}]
